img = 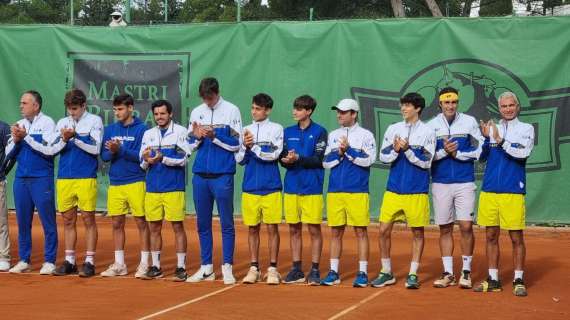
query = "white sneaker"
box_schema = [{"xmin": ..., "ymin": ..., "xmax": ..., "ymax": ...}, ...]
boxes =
[
  {"xmin": 134, "ymin": 264, "xmax": 149, "ymax": 279},
  {"xmin": 101, "ymin": 263, "xmax": 128, "ymax": 277},
  {"xmin": 39, "ymin": 262, "xmax": 56, "ymax": 275},
  {"xmin": 9, "ymin": 261, "xmax": 31, "ymax": 273},
  {"xmin": 221, "ymin": 263, "xmax": 236, "ymax": 285},
  {"xmin": 0, "ymin": 260, "xmax": 10, "ymax": 272},
  {"xmin": 186, "ymin": 265, "xmax": 215, "ymax": 283},
  {"xmin": 242, "ymin": 266, "xmax": 261, "ymax": 284},
  {"xmin": 265, "ymin": 267, "xmax": 281, "ymax": 285}
]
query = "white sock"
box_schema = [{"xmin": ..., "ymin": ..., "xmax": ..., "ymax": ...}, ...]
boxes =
[
  {"xmin": 151, "ymin": 251, "xmax": 161, "ymax": 268},
  {"xmin": 409, "ymin": 261, "xmax": 420, "ymax": 275},
  {"xmin": 358, "ymin": 261, "xmax": 368, "ymax": 274},
  {"xmin": 442, "ymin": 256, "xmax": 453, "ymax": 275},
  {"xmin": 462, "ymin": 255, "xmax": 472, "ymax": 271},
  {"xmin": 489, "ymin": 268, "xmax": 499, "ymax": 281},
  {"xmin": 140, "ymin": 251, "xmax": 150, "ymax": 265},
  {"xmin": 114, "ymin": 250, "xmax": 125, "ymax": 265},
  {"xmin": 514, "ymin": 270, "xmax": 524, "ymax": 280},
  {"xmin": 177, "ymin": 253, "xmax": 186, "ymax": 269},
  {"xmin": 330, "ymin": 259, "xmax": 339, "ymax": 273},
  {"xmin": 85, "ymin": 251, "xmax": 95, "ymax": 264},
  {"xmin": 65, "ymin": 250, "xmax": 76, "ymax": 265},
  {"xmin": 381, "ymin": 258, "xmax": 391, "ymax": 273}
]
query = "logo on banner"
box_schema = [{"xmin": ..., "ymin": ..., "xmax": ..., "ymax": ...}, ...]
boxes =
[
  {"xmin": 352, "ymin": 58, "xmax": 570, "ymax": 172},
  {"xmin": 66, "ymin": 52, "xmax": 192, "ymax": 127}
]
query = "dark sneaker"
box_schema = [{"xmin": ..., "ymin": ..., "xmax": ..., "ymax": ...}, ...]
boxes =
[
  {"xmin": 371, "ymin": 272, "xmax": 396, "ymax": 288},
  {"xmin": 321, "ymin": 270, "xmax": 341, "ymax": 286},
  {"xmin": 405, "ymin": 273, "xmax": 420, "ymax": 289},
  {"xmin": 172, "ymin": 268, "xmax": 187, "ymax": 282},
  {"xmin": 473, "ymin": 277, "xmax": 503, "ymax": 292},
  {"xmin": 307, "ymin": 268, "xmax": 321, "ymax": 286},
  {"xmin": 140, "ymin": 266, "xmax": 163, "ymax": 280},
  {"xmin": 53, "ymin": 261, "xmax": 78, "ymax": 276},
  {"xmin": 79, "ymin": 262, "xmax": 96, "ymax": 278},
  {"xmin": 512, "ymin": 278, "xmax": 528, "ymax": 297},
  {"xmin": 283, "ymin": 268, "xmax": 305, "ymax": 284},
  {"xmin": 352, "ymin": 271, "xmax": 369, "ymax": 288}
]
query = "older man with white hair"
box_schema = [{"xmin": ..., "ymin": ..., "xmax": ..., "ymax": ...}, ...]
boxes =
[{"xmin": 474, "ymin": 92, "xmax": 534, "ymax": 297}]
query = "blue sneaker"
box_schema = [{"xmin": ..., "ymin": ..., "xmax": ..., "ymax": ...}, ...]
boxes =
[
  {"xmin": 405, "ymin": 273, "xmax": 420, "ymax": 289},
  {"xmin": 321, "ymin": 270, "xmax": 340, "ymax": 286},
  {"xmin": 307, "ymin": 268, "xmax": 321, "ymax": 286},
  {"xmin": 353, "ymin": 271, "xmax": 369, "ymax": 288},
  {"xmin": 371, "ymin": 272, "xmax": 396, "ymax": 288},
  {"xmin": 283, "ymin": 268, "xmax": 305, "ymax": 284}
]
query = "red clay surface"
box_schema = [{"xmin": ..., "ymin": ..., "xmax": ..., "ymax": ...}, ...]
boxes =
[{"xmin": 0, "ymin": 213, "xmax": 568, "ymax": 320}]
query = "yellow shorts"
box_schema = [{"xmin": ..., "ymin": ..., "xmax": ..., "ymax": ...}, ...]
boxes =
[
  {"xmin": 107, "ymin": 181, "xmax": 146, "ymax": 217},
  {"xmin": 284, "ymin": 194, "xmax": 323, "ymax": 225},
  {"xmin": 379, "ymin": 191, "xmax": 430, "ymax": 227},
  {"xmin": 242, "ymin": 192, "xmax": 283, "ymax": 226},
  {"xmin": 145, "ymin": 191, "xmax": 186, "ymax": 222},
  {"xmin": 477, "ymin": 192, "xmax": 525, "ymax": 230},
  {"xmin": 56, "ymin": 178, "xmax": 97, "ymax": 212},
  {"xmin": 326, "ymin": 192, "xmax": 369, "ymax": 227}
]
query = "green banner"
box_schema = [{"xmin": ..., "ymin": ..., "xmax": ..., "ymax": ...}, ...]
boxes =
[{"xmin": 1, "ymin": 17, "xmax": 569, "ymax": 224}]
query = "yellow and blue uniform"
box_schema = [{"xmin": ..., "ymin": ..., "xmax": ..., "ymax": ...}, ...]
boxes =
[
  {"xmin": 4, "ymin": 112, "xmax": 58, "ymax": 264},
  {"xmin": 236, "ymin": 118, "xmax": 284, "ymax": 226},
  {"xmin": 378, "ymin": 120, "xmax": 436, "ymax": 227},
  {"xmin": 52, "ymin": 112, "xmax": 103, "ymax": 212},
  {"xmin": 323, "ymin": 123, "xmax": 376, "ymax": 227},
  {"xmin": 140, "ymin": 121, "xmax": 192, "ymax": 222},
  {"xmin": 478, "ymin": 118, "xmax": 534, "ymax": 230},
  {"xmin": 101, "ymin": 117, "xmax": 148, "ymax": 217},
  {"xmin": 280, "ymin": 121, "xmax": 327, "ymax": 224}
]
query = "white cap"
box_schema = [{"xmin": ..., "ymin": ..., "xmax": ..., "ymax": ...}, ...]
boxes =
[
  {"xmin": 111, "ymin": 11, "xmax": 122, "ymax": 17},
  {"xmin": 331, "ymin": 98, "xmax": 359, "ymax": 112}
]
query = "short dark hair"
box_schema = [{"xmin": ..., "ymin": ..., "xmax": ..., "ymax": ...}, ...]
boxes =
[
  {"xmin": 252, "ymin": 93, "xmax": 273, "ymax": 109},
  {"xmin": 400, "ymin": 92, "xmax": 426, "ymax": 114},
  {"xmin": 64, "ymin": 89, "xmax": 87, "ymax": 107},
  {"xmin": 199, "ymin": 77, "xmax": 219, "ymax": 98},
  {"xmin": 293, "ymin": 95, "xmax": 317, "ymax": 112},
  {"xmin": 24, "ymin": 90, "xmax": 42, "ymax": 109},
  {"xmin": 151, "ymin": 99, "xmax": 173, "ymax": 114},
  {"xmin": 438, "ymin": 87, "xmax": 459, "ymax": 96},
  {"xmin": 113, "ymin": 94, "xmax": 134, "ymax": 107}
]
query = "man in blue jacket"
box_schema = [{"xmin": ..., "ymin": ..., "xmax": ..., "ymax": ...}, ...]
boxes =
[
  {"xmin": 280, "ymin": 95, "xmax": 327, "ymax": 285},
  {"xmin": 100, "ymin": 94, "xmax": 150, "ymax": 278},
  {"xmin": 474, "ymin": 92, "xmax": 534, "ymax": 297},
  {"xmin": 187, "ymin": 78, "xmax": 242, "ymax": 285},
  {"xmin": 5, "ymin": 91, "xmax": 58, "ymax": 274}
]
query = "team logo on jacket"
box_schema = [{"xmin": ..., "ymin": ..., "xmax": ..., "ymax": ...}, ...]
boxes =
[{"xmin": 352, "ymin": 58, "xmax": 569, "ymax": 172}]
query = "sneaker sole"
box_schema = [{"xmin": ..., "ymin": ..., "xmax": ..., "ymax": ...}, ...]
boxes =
[
  {"xmin": 459, "ymin": 282, "xmax": 472, "ymax": 289},
  {"xmin": 353, "ymin": 283, "xmax": 368, "ymax": 288},
  {"xmin": 371, "ymin": 278, "xmax": 396, "ymax": 288},
  {"xmin": 433, "ymin": 281, "xmax": 457, "ymax": 288},
  {"xmin": 186, "ymin": 274, "xmax": 215, "ymax": 283},
  {"xmin": 321, "ymin": 280, "xmax": 341, "ymax": 286},
  {"xmin": 283, "ymin": 278, "xmax": 306, "ymax": 284},
  {"xmin": 9, "ymin": 269, "xmax": 32, "ymax": 274},
  {"xmin": 308, "ymin": 280, "xmax": 321, "ymax": 286},
  {"xmin": 101, "ymin": 272, "xmax": 128, "ymax": 277},
  {"xmin": 171, "ymin": 277, "xmax": 188, "ymax": 282},
  {"xmin": 140, "ymin": 274, "xmax": 164, "ymax": 280},
  {"xmin": 405, "ymin": 284, "xmax": 420, "ymax": 289}
]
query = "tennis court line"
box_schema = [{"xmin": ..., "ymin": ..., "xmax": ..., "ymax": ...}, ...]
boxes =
[
  {"xmin": 327, "ymin": 287, "xmax": 390, "ymax": 320},
  {"xmin": 136, "ymin": 284, "xmax": 239, "ymax": 320}
]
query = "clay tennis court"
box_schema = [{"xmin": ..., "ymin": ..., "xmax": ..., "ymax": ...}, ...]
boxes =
[{"xmin": 0, "ymin": 212, "xmax": 568, "ymax": 320}]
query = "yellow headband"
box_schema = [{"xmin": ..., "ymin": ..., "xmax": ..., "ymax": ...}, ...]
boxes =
[{"xmin": 439, "ymin": 92, "xmax": 459, "ymax": 102}]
